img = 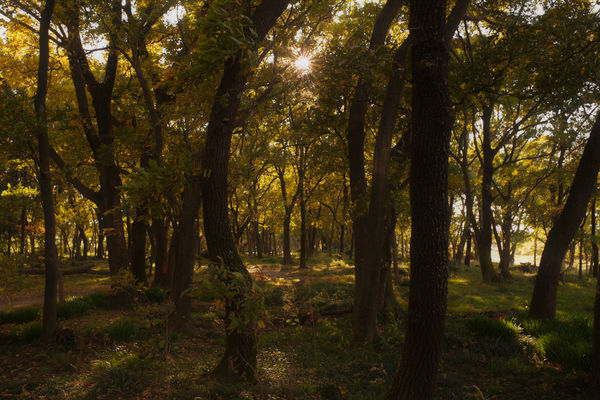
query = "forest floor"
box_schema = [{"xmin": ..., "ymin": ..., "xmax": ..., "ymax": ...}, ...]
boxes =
[{"xmin": 0, "ymin": 254, "xmax": 596, "ymax": 399}]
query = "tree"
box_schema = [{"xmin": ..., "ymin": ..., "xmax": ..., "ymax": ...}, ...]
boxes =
[
  {"xmin": 384, "ymin": 0, "xmax": 452, "ymax": 397},
  {"xmin": 35, "ymin": 0, "xmax": 59, "ymax": 340},
  {"xmin": 529, "ymin": 113, "xmax": 600, "ymax": 320},
  {"xmin": 199, "ymin": 0, "xmax": 290, "ymax": 380}
]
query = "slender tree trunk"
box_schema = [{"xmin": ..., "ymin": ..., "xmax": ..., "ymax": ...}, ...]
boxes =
[
  {"xmin": 152, "ymin": 218, "xmax": 169, "ymax": 287},
  {"xmin": 19, "ymin": 206, "xmax": 26, "ymax": 255},
  {"xmin": 384, "ymin": 0, "xmax": 452, "ymax": 396},
  {"xmin": 79, "ymin": 226, "xmax": 88, "ymax": 259},
  {"xmin": 299, "ymin": 150, "xmax": 308, "ymax": 269},
  {"xmin": 36, "ymin": 0, "xmax": 58, "ymax": 341},
  {"xmin": 592, "ymin": 198, "xmax": 599, "ymax": 277},
  {"xmin": 476, "ymin": 104, "xmax": 498, "ymax": 283},
  {"xmin": 282, "ymin": 211, "xmax": 293, "ymax": 264},
  {"xmin": 464, "ymin": 229, "xmax": 472, "ymax": 267},
  {"xmin": 529, "ymin": 114, "xmax": 600, "ymax": 319}
]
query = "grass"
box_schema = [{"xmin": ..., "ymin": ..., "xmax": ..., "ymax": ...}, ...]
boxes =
[{"xmin": 0, "ymin": 254, "xmax": 597, "ymax": 399}]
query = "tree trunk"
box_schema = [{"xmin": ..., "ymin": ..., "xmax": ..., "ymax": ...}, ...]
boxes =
[
  {"xmin": 36, "ymin": 0, "xmax": 58, "ymax": 341},
  {"xmin": 529, "ymin": 113, "xmax": 600, "ymax": 319},
  {"xmin": 19, "ymin": 205, "xmax": 26, "ymax": 255},
  {"xmin": 130, "ymin": 213, "xmax": 148, "ymax": 284},
  {"xmin": 152, "ymin": 218, "xmax": 170, "ymax": 287},
  {"xmin": 64, "ymin": 1, "xmax": 128, "ymax": 276},
  {"xmin": 592, "ymin": 198, "xmax": 599, "ymax": 277},
  {"xmin": 171, "ymin": 181, "xmax": 201, "ymax": 321},
  {"xmin": 79, "ymin": 226, "xmax": 88, "ymax": 259},
  {"xmin": 464, "ymin": 229, "xmax": 472, "ymax": 267},
  {"xmin": 476, "ymin": 104, "xmax": 499, "ymax": 283},
  {"xmin": 347, "ymin": 0, "xmax": 403, "ymax": 343},
  {"xmin": 589, "ymin": 257, "xmax": 600, "ymax": 394},
  {"xmin": 200, "ymin": 0, "xmax": 289, "ymax": 381},
  {"xmin": 384, "ymin": 0, "xmax": 452, "ymax": 397},
  {"xmin": 282, "ymin": 212, "xmax": 292, "ymax": 264}
]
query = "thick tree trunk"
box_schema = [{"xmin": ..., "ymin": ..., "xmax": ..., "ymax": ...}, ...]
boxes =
[
  {"xmin": 589, "ymin": 260, "xmax": 600, "ymax": 394},
  {"xmin": 171, "ymin": 181, "xmax": 201, "ymax": 321},
  {"xmin": 36, "ymin": 0, "xmax": 58, "ymax": 341},
  {"xmin": 130, "ymin": 213, "xmax": 148, "ymax": 284},
  {"xmin": 384, "ymin": 0, "xmax": 452, "ymax": 397},
  {"xmin": 199, "ymin": 0, "xmax": 289, "ymax": 380},
  {"xmin": 529, "ymin": 114, "xmax": 600, "ymax": 319}
]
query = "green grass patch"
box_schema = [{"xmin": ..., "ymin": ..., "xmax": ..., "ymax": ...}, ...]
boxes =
[
  {"xmin": 517, "ymin": 315, "xmax": 592, "ymax": 372},
  {"xmin": 86, "ymin": 351, "xmax": 156, "ymax": 399},
  {"xmin": 144, "ymin": 287, "xmax": 169, "ymax": 303},
  {"xmin": 107, "ymin": 318, "xmax": 137, "ymax": 342},
  {"xmin": 20, "ymin": 321, "xmax": 43, "ymax": 342},
  {"xmin": 57, "ymin": 297, "xmax": 91, "ymax": 320},
  {"xmin": 0, "ymin": 306, "xmax": 41, "ymax": 324},
  {"xmin": 465, "ymin": 316, "xmax": 521, "ymax": 341}
]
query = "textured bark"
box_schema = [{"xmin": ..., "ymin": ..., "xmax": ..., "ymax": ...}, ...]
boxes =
[
  {"xmin": 171, "ymin": 180, "xmax": 201, "ymax": 321},
  {"xmin": 384, "ymin": 0, "xmax": 451, "ymax": 397},
  {"xmin": 477, "ymin": 104, "xmax": 499, "ymax": 282},
  {"xmin": 200, "ymin": 0, "xmax": 290, "ymax": 380},
  {"xmin": 593, "ymin": 198, "xmax": 599, "ymax": 277},
  {"xmin": 530, "ymin": 114, "xmax": 600, "ymax": 319},
  {"xmin": 347, "ymin": 0, "xmax": 403, "ymax": 343},
  {"xmin": 152, "ymin": 218, "xmax": 169, "ymax": 287},
  {"xmin": 64, "ymin": 1, "xmax": 129, "ymax": 276},
  {"xmin": 130, "ymin": 214, "xmax": 148, "ymax": 284},
  {"xmin": 589, "ymin": 260, "xmax": 600, "ymax": 395},
  {"xmin": 36, "ymin": 0, "xmax": 59, "ymax": 341}
]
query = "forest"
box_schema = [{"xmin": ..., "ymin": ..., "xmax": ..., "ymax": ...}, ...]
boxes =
[{"xmin": 1, "ymin": 0, "xmax": 600, "ymax": 398}]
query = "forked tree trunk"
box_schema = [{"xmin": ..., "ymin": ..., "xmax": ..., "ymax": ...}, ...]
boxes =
[
  {"xmin": 530, "ymin": 114, "xmax": 600, "ymax": 319},
  {"xmin": 384, "ymin": 0, "xmax": 453, "ymax": 397},
  {"xmin": 348, "ymin": 0, "xmax": 403, "ymax": 343}
]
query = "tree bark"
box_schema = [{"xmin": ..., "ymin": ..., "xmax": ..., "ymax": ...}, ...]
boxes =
[
  {"xmin": 35, "ymin": 0, "xmax": 58, "ymax": 341},
  {"xmin": 347, "ymin": 0, "xmax": 403, "ymax": 343},
  {"xmin": 63, "ymin": 0, "xmax": 128, "ymax": 276},
  {"xmin": 593, "ymin": 198, "xmax": 599, "ymax": 277},
  {"xmin": 589, "ymin": 253, "xmax": 600, "ymax": 394},
  {"xmin": 200, "ymin": 0, "xmax": 289, "ymax": 381},
  {"xmin": 384, "ymin": 0, "xmax": 452, "ymax": 397},
  {"xmin": 529, "ymin": 114, "xmax": 600, "ymax": 319}
]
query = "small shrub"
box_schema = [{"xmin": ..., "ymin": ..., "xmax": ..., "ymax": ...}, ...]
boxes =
[
  {"xmin": 538, "ymin": 332, "xmax": 591, "ymax": 371},
  {"xmin": 0, "ymin": 306, "xmax": 41, "ymax": 324},
  {"xmin": 88, "ymin": 352, "xmax": 154, "ymax": 398},
  {"xmin": 86, "ymin": 291, "xmax": 112, "ymax": 309},
  {"xmin": 21, "ymin": 321, "xmax": 43, "ymax": 342},
  {"xmin": 108, "ymin": 318, "xmax": 137, "ymax": 342},
  {"xmin": 57, "ymin": 297, "xmax": 91, "ymax": 320},
  {"xmin": 144, "ymin": 287, "xmax": 168, "ymax": 303},
  {"xmin": 465, "ymin": 316, "xmax": 521, "ymax": 340},
  {"xmin": 263, "ymin": 286, "xmax": 285, "ymax": 307}
]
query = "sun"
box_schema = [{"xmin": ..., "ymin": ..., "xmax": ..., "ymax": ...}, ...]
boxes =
[{"xmin": 294, "ymin": 55, "xmax": 312, "ymax": 73}]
